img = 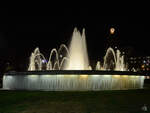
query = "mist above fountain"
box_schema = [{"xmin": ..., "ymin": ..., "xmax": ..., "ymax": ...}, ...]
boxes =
[{"xmin": 28, "ymin": 28, "xmax": 127, "ymax": 71}]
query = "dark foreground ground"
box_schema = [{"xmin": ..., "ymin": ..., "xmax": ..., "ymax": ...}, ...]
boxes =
[{"xmin": 0, "ymin": 88, "xmax": 150, "ymax": 113}]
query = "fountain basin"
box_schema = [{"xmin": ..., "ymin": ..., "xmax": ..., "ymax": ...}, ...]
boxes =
[{"xmin": 3, "ymin": 71, "xmax": 145, "ymax": 91}]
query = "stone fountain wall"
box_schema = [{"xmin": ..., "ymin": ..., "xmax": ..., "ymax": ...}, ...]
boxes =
[{"xmin": 3, "ymin": 74, "xmax": 144, "ymax": 91}]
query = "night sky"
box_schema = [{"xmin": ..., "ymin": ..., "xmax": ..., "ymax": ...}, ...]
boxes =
[{"xmin": 0, "ymin": 8, "xmax": 150, "ymax": 73}]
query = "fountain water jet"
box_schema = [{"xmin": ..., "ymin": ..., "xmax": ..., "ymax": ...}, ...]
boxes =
[
  {"xmin": 27, "ymin": 31, "xmax": 127, "ymax": 71},
  {"xmin": 65, "ymin": 28, "xmax": 89, "ymax": 70}
]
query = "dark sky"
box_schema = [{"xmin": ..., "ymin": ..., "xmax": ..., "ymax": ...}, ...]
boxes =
[{"xmin": 1, "ymin": 8, "xmax": 150, "ymax": 72}]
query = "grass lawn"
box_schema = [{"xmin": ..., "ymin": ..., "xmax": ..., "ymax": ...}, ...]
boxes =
[{"xmin": 0, "ymin": 89, "xmax": 150, "ymax": 113}]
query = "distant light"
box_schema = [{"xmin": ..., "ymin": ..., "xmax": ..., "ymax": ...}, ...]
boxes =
[
  {"xmin": 130, "ymin": 57, "xmax": 133, "ymax": 59},
  {"xmin": 110, "ymin": 27, "xmax": 115, "ymax": 34},
  {"xmin": 60, "ymin": 54, "xmax": 63, "ymax": 58},
  {"xmin": 42, "ymin": 59, "xmax": 47, "ymax": 63},
  {"xmin": 141, "ymin": 64, "xmax": 145, "ymax": 68},
  {"xmin": 113, "ymin": 75, "xmax": 120, "ymax": 78},
  {"xmin": 146, "ymin": 63, "xmax": 149, "ymax": 66},
  {"xmin": 80, "ymin": 75, "xmax": 88, "ymax": 78}
]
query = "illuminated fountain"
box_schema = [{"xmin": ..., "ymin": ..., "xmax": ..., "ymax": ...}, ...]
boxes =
[
  {"xmin": 27, "ymin": 28, "xmax": 127, "ymax": 71},
  {"xmin": 3, "ymin": 28, "xmax": 145, "ymax": 91}
]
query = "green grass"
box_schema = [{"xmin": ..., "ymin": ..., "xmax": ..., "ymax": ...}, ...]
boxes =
[{"xmin": 0, "ymin": 89, "xmax": 150, "ymax": 113}]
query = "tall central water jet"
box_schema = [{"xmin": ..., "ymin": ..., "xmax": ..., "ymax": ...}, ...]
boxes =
[{"xmin": 65, "ymin": 28, "xmax": 89, "ymax": 70}]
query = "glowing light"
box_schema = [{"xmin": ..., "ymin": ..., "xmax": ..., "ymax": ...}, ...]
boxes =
[
  {"xmin": 110, "ymin": 27, "xmax": 115, "ymax": 34},
  {"xmin": 146, "ymin": 63, "xmax": 149, "ymax": 66},
  {"xmin": 60, "ymin": 54, "xmax": 63, "ymax": 58},
  {"xmin": 42, "ymin": 59, "xmax": 47, "ymax": 63},
  {"xmin": 141, "ymin": 65, "xmax": 145, "ymax": 68},
  {"xmin": 80, "ymin": 75, "xmax": 88, "ymax": 78},
  {"xmin": 113, "ymin": 75, "xmax": 120, "ymax": 78},
  {"xmin": 104, "ymin": 75, "xmax": 111, "ymax": 77}
]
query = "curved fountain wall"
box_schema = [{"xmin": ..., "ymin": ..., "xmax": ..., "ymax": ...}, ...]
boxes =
[{"xmin": 3, "ymin": 71, "xmax": 145, "ymax": 91}]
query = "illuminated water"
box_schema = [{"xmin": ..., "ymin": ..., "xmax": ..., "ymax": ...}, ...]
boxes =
[
  {"xmin": 28, "ymin": 28, "xmax": 127, "ymax": 71},
  {"xmin": 3, "ymin": 28, "xmax": 145, "ymax": 91}
]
